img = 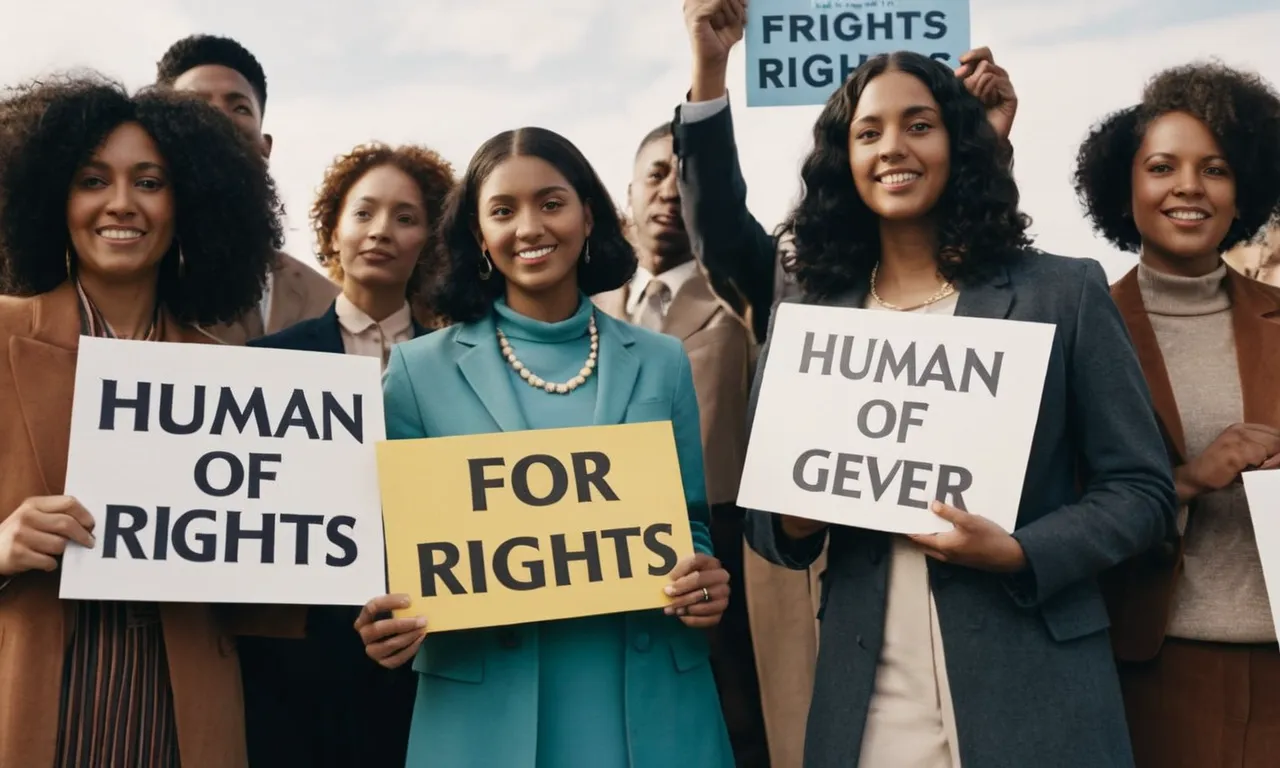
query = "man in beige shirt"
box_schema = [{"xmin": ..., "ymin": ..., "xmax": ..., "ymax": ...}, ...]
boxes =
[{"xmin": 156, "ymin": 34, "xmax": 338, "ymax": 344}]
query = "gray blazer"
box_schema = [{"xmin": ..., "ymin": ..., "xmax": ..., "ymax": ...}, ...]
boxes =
[{"xmin": 746, "ymin": 250, "xmax": 1176, "ymax": 768}]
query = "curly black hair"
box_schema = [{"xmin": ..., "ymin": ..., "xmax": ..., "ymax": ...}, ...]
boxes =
[
  {"xmin": 1073, "ymin": 61, "xmax": 1280, "ymax": 253},
  {"xmin": 790, "ymin": 51, "xmax": 1031, "ymax": 299},
  {"xmin": 312, "ymin": 142, "xmax": 456, "ymax": 303},
  {"xmin": 430, "ymin": 127, "xmax": 636, "ymax": 323},
  {"xmin": 156, "ymin": 34, "xmax": 268, "ymax": 114},
  {"xmin": 0, "ymin": 74, "xmax": 285, "ymax": 326}
]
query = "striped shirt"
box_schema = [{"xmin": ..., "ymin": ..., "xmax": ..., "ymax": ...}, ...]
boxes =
[{"xmin": 54, "ymin": 281, "xmax": 181, "ymax": 767}]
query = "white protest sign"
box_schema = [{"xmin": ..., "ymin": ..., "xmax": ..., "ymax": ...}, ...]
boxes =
[
  {"xmin": 1243, "ymin": 470, "xmax": 1280, "ymax": 630},
  {"xmin": 59, "ymin": 336, "xmax": 387, "ymax": 605},
  {"xmin": 738, "ymin": 303, "xmax": 1055, "ymax": 534}
]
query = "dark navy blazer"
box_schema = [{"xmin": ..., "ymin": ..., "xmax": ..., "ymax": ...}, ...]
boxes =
[
  {"xmin": 239, "ymin": 298, "xmax": 431, "ymax": 768},
  {"xmin": 247, "ymin": 299, "xmax": 430, "ymax": 354}
]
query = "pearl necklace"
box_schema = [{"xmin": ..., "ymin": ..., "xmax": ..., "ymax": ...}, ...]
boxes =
[
  {"xmin": 496, "ymin": 312, "xmax": 599, "ymax": 394},
  {"xmin": 868, "ymin": 263, "xmax": 956, "ymax": 311}
]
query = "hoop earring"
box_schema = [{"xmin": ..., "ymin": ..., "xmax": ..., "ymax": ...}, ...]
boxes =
[
  {"xmin": 583, "ymin": 241, "xmax": 591, "ymax": 264},
  {"xmin": 479, "ymin": 250, "xmax": 494, "ymax": 280},
  {"xmin": 178, "ymin": 246, "xmax": 186, "ymax": 278},
  {"xmin": 65, "ymin": 247, "xmax": 73, "ymax": 277}
]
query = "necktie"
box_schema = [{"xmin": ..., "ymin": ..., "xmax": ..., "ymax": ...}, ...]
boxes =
[{"xmin": 636, "ymin": 279, "xmax": 670, "ymax": 331}]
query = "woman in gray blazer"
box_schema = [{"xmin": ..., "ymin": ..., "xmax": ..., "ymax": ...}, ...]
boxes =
[{"xmin": 743, "ymin": 50, "xmax": 1177, "ymax": 768}]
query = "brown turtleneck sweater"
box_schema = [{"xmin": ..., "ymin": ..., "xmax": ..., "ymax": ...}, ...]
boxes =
[{"xmin": 1138, "ymin": 262, "xmax": 1275, "ymax": 643}]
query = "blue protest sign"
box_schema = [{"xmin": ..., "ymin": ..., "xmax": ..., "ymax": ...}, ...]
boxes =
[{"xmin": 745, "ymin": 0, "xmax": 972, "ymax": 108}]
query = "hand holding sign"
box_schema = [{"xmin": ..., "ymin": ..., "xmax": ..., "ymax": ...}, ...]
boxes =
[
  {"xmin": 907, "ymin": 501, "xmax": 1027, "ymax": 573},
  {"xmin": 1176, "ymin": 423, "xmax": 1280, "ymax": 504},
  {"xmin": 0, "ymin": 496, "xmax": 96, "ymax": 576},
  {"xmin": 355, "ymin": 593, "xmax": 427, "ymax": 669},
  {"xmin": 955, "ymin": 47, "xmax": 1017, "ymax": 141},
  {"xmin": 663, "ymin": 553, "xmax": 731, "ymax": 627}
]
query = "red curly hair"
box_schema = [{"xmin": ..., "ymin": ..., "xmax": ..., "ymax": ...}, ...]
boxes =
[{"xmin": 311, "ymin": 142, "xmax": 455, "ymax": 323}]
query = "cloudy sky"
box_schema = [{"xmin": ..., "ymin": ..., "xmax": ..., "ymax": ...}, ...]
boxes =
[{"xmin": 4, "ymin": 0, "xmax": 1277, "ymax": 282}]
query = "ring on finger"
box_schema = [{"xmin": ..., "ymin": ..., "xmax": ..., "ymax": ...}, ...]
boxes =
[{"xmin": 701, "ymin": 587, "xmax": 711, "ymax": 603}]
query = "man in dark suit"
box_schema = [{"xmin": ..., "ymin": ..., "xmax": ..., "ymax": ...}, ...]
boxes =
[
  {"xmin": 594, "ymin": 123, "xmax": 769, "ymax": 767},
  {"xmin": 156, "ymin": 34, "xmax": 338, "ymax": 343}
]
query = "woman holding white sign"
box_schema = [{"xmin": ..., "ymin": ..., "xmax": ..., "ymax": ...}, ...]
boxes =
[
  {"xmin": 0, "ymin": 76, "xmax": 301, "ymax": 767},
  {"xmin": 356, "ymin": 126, "xmax": 736, "ymax": 766},
  {"xmin": 1076, "ymin": 62, "xmax": 1280, "ymax": 768},
  {"xmin": 724, "ymin": 26, "xmax": 1177, "ymax": 768}
]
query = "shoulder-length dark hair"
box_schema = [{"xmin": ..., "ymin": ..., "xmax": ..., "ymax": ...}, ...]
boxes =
[
  {"xmin": 791, "ymin": 52, "xmax": 1031, "ymax": 299},
  {"xmin": 0, "ymin": 74, "xmax": 284, "ymax": 325},
  {"xmin": 430, "ymin": 127, "xmax": 636, "ymax": 323}
]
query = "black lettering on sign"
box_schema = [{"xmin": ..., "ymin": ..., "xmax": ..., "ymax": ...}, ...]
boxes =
[
  {"xmin": 98, "ymin": 382, "xmax": 365, "ymax": 442},
  {"xmin": 102, "ymin": 504, "xmax": 148, "ymax": 559},
  {"xmin": 791, "ymin": 450, "xmax": 975, "ymax": 509},
  {"xmin": 758, "ymin": 11, "xmax": 950, "ymax": 44},
  {"xmin": 174, "ymin": 509, "xmax": 218, "ymax": 562},
  {"xmin": 512, "ymin": 454, "xmax": 569, "ymax": 507},
  {"xmin": 493, "ymin": 537, "xmax": 546, "ymax": 591},
  {"xmin": 326, "ymin": 517, "xmax": 357, "ymax": 567},
  {"xmin": 797, "ymin": 335, "xmax": 1005, "ymax": 396},
  {"xmin": 224, "ymin": 510, "xmax": 275, "ymax": 564},
  {"xmin": 549, "ymin": 532, "xmax": 603, "ymax": 587},
  {"xmin": 412, "ymin": 523, "xmax": 681, "ymax": 596},
  {"xmin": 96, "ymin": 505, "xmax": 357, "ymax": 566},
  {"xmin": 417, "ymin": 542, "xmax": 465, "ymax": 597},
  {"xmin": 467, "ymin": 450, "xmax": 623, "ymax": 511},
  {"xmin": 279, "ymin": 513, "xmax": 324, "ymax": 565},
  {"xmin": 468, "ymin": 457, "xmax": 505, "ymax": 511},
  {"xmin": 600, "ymin": 527, "xmax": 642, "ymax": 578},
  {"xmin": 643, "ymin": 523, "xmax": 678, "ymax": 576}
]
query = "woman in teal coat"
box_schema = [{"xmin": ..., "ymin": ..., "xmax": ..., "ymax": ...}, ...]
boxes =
[{"xmin": 357, "ymin": 126, "xmax": 736, "ymax": 768}]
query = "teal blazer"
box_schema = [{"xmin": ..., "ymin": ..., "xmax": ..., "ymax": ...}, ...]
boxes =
[{"xmin": 381, "ymin": 306, "xmax": 734, "ymax": 767}]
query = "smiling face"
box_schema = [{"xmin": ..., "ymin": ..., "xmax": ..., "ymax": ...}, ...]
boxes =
[
  {"xmin": 66, "ymin": 121, "xmax": 175, "ymax": 287},
  {"xmin": 629, "ymin": 134, "xmax": 690, "ymax": 267},
  {"xmin": 475, "ymin": 154, "xmax": 592, "ymax": 308},
  {"xmin": 848, "ymin": 69, "xmax": 950, "ymax": 221},
  {"xmin": 171, "ymin": 64, "xmax": 271, "ymax": 158},
  {"xmin": 332, "ymin": 164, "xmax": 428, "ymax": 294},
  {"xmin": 1131, "ymin": 110, "xmax": 1237, "ymax": 276}
]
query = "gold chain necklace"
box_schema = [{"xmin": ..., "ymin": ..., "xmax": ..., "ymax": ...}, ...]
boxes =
[
  {"xmin": 496, "ymin": 312, "xmax": 600, "ymax": 394},
  {"xmin": 868, "ymin": 263, "xmax": 956, "ymax": 311}
]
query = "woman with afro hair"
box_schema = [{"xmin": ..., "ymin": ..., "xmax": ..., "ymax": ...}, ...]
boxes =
[
  {"xmin": 241, "ymin": 141, "xmax": 454, "ymax": 768},
  {"xmin": 1077, "ymin": 62, "xmax": 1280, "ymax": 768},
  {"xmin": 0, "ymin": 74, "xmax": 301, "ymax": 767},
  {"xmin": 737, "ymin": 46, "xmax": 1176, "ymax": 768}
]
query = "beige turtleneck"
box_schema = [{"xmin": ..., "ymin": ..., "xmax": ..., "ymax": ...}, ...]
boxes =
[{"xmin": 1138, "ymin": 261, "xmax": 1275, "ymax": 643}]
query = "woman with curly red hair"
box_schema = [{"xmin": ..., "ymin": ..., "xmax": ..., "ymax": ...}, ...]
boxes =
[
  {"xmin": 1076, "ymin": 62, "xmax": 1280, "ymax": 768},
  {"xmin": 251, "ymin": 142, "xmax": 454, "ymax": 363},
  {"xmin": 242, "ymin": 142, "xmax": 455, "ymax": 767}
]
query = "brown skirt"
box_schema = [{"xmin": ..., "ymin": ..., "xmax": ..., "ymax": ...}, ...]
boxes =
[{"xmin": 1119, "ymin": 637, "xmax": 1280, "ymax": 768}]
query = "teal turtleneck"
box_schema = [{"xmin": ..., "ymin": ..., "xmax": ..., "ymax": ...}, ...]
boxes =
[
  {"xmin": 492, "ymin": 293, "xmax": 600, "ymax": 431},
  {"xmin": 491, "ymin": 293, "xmax": 627, "ymax": 768}
]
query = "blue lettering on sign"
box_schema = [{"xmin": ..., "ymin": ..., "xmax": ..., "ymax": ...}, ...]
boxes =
[{"xmin": 745, "ymin": 0, "xmax": 972, "ymax": 108}]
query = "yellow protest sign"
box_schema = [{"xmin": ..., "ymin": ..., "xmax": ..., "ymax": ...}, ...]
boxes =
[{"xmin": 376, "ymin": 421, "xmax": 695, "ymax": 632}]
